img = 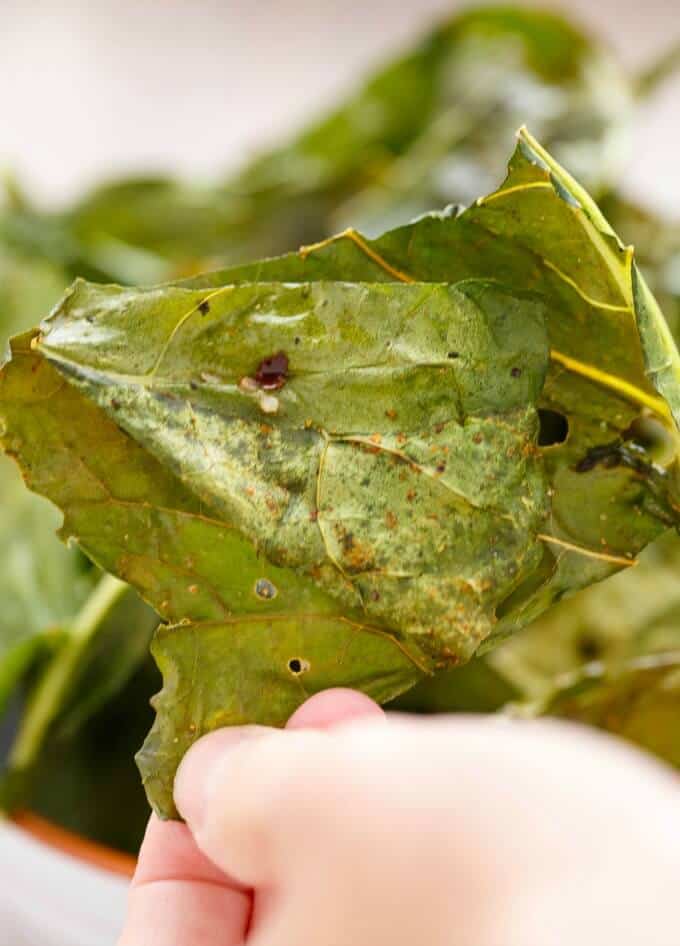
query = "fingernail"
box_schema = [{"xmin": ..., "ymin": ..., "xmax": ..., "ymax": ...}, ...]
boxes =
[{"xmin": 174, "ymin": 725, "xmax": 272, "ymax": 827}]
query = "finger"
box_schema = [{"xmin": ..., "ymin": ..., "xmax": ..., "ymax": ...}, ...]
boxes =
[
  {"xmin": 117, "ymin": 814, "xmax": 251, "ymax": 946},
  {"xmin": 285, "ymin": 687, "xmax": 384, "ymax": 730},
  {"xmin": 251, "ymin": 689, "xmax": 384, "ymax": 930},
  {"xmin": 174, "ymin": 691, "xmax": 383, "ymax": 885}
]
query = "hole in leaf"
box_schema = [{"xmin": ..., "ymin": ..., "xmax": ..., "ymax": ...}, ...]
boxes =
[
  {"xmin": 254, "ymin": 578, "xmax": 277, "ymax": 600},
  {"xmin": 288, "ymin": 657, "xmax": 310, "ymax": 675},
  {"xmin": 577, "ymin": 635, "xmax": 602, "ymax": 661},
  {"xmin": 538, "ymin": 409, "xmax": 569, "ymax": 447}
]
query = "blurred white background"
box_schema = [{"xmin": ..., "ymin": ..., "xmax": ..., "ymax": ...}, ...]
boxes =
[
  {"xmin": 1, "ymin": 0, "xmax": 679, "ymax": 212},
  {"xmin": 0, "ymin": 2, "xmax": 678, "ymax": 944}
]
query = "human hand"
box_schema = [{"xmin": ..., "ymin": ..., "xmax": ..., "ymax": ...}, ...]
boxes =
[{"xmin": 118, "ymin": 690, "xmax": 680, "ymax": 946}]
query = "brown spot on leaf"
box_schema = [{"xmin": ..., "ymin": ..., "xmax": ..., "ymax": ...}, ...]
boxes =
[
  {"xmin": 255, "ymin": 351, "xmax": 289, "ymax": 390},
  {"xmin": 335, "ymin": 525, "xmax": 375, "ymax": 572}
]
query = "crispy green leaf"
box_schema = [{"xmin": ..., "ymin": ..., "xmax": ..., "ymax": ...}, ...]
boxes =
[
  {"xmin": 2, "ymin": 133, "xmax": 679, "ymax": 817},
  {"xmin": 195, "ymin": 128, "xmax": 680, "ymax": 618},
  {"xmin": 0, "ymin": 330, "xmax": 430, "ymax": 815}
]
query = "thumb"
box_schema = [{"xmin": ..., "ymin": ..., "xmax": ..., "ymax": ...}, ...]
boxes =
[{"xmin": 174, "ymin": 689, "xmax": 383, "ymax": 886}]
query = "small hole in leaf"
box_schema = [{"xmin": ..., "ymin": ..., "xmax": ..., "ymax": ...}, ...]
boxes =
[
  {"xmin": 288, "ymin": 657, "xmax": 310, "ymax": 675},
  {"xmin": 538, "ymin": 409, "xmax": 569, "ymax": 447},
  {"xmin": 254, "ymin": 578, "xmax": 277, "ymax": 600},
  {"xmin": 577, "ymin": 635, "xmax": 602, "ymax": 661}
]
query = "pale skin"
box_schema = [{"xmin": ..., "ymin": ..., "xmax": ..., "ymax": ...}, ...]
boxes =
[{"xmin": 118, "ymin": 689, "xmax": 680, "ymax": 946}]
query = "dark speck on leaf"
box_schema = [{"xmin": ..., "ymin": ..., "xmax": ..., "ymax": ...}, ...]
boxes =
[
  {"xmin": 111, "ymin": 399, "xmax": 120, "ymax": 410},
  {"xmin": 370, "ymin": 590, "xmax": 380, "ymax": 602},
  {"xmin": 511, "ymin": 367, "xmax": 522, "ymax": 378},
  {"xmin": 190, "ymin": 380, "xmax": 199, "ymax": 390},
  {"xmin": 294, "ymin": 336, "xmax": 301, "ymax": 345},
  {"xmin": 198, "ymin": 300, "xmax": 210, "ymax": 315},
  {"xmin": 578, "ymin": 635, "xmax": 602, "ymax": 660},
  {"xmin": 575, "ymin": 441, "xmax": 622, "ymax": 473},
  {"xmin": 436, "ymin": 463, "xmax": 446, "ymax": 473},
  {"xmin": 255, "ymin": 351, "xmax": 289, "ymax": 390},
  {"xmin": 447, "ymin": 351, "xmax": 459, "ymax": 359}
]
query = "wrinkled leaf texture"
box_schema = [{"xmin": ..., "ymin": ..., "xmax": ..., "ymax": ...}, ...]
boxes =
[{"xmin": 2, "ymin": 131, "xmax": 680, "ymax": 817}]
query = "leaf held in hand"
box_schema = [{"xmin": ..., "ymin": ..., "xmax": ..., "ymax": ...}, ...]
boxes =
[{"xmin": 1, "ymin": 132, "xmax": 679, "ymax": 817}]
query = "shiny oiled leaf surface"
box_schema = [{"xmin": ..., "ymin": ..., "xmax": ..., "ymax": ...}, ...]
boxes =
[{"xmin": 2, "ymin": 133, "xmax": 680, "ymax": 817}]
